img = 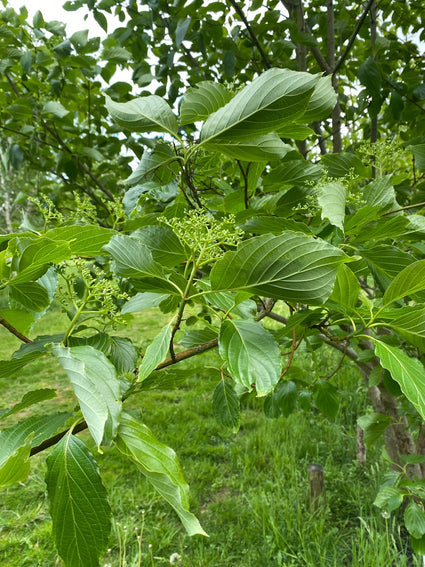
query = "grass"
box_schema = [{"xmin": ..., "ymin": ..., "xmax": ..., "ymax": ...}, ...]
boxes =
[{"xmin": 0, "ymin": 307, "xmax": 422, "ymax": 566}]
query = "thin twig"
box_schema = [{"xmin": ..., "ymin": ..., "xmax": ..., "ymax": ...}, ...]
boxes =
[
  {"xmin": 332, "ymin": 0, "xmax": 376, "ymax": 75},
  {"xmin": 227, "ymin": 0, "xmax": 272, "ymax": 69},
  {"xmin": 0, "ymin": 315, "xmax": 32, "ymax": 343}
]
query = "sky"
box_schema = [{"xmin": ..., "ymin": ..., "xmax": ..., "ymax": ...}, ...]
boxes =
[{"xmin": 6, "ymin": 0, "xmax": 114, "ymax": 36}]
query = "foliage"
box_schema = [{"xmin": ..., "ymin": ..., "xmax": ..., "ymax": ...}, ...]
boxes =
[{"xmin": 2, "ymin": 0, "xmax": 425, "ymax": 565}]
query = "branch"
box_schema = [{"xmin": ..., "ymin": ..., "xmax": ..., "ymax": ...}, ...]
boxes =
[
  {"xmin": 227, "ymin": 0, "xmax": 272, "ymax": 69},
  {"xmin": 29, "ymin": 337, "xmax": 219, "ymax": 456},
  {"xmin": 0, "ymin": 315, "xmax": 32, "ymax": 343},
  {"xmin": 332, "ymin": 0, "xmax": 376, "ymax": 75}
]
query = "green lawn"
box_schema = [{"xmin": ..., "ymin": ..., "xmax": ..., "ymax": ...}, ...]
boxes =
[{"xmin": 0, "ymin": 308, "xmax": 420, "ymax": 566}]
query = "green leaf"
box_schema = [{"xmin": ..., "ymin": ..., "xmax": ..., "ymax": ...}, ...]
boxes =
[
  {"xmin": 300, "ymin": 75, "xmax": 337, "ymax": 122},
  {"xmin": 121, "ymin": 292, "xmax": 170, "ymax": 314},
  {"xmin": 115, "ymin": 412, "xmax": 207, "ymax": 536},
  {"xmin": 0, "ymin": 350, "xmax": 46, "ymax": 379},
  {"xmin": 20, "ymin": 50, "xmax": 32, "ymax": 74},
  {"xmin": 212, "ymin": 379, "xmax": 240, "ymax": 432},
  {"xmin": 200, "ymin": 68, "xmax": 318, "ymax": 145},
  {"xmin": 219, "ymin": 319, "xmax": 280, "ymax": 396},
  {"xmin": 0, "ymin": 389, "xmax": 56, "ymax": 420},
  {"xmin": 175, "ymin": 17, "xmax": 191, "ymax": 48},
  {"xmin": 374, "ymin": 485, "xmax": 404, "ymax": 513},
  {"xmin": 51, "ymin": 345, "xmax": 121, "ymax": 448},
  {"xmin": 45, "ymin": 225, "xmax": 117, "ymax": 256},
  {"xmin": 321, "ymin": 152, "xmax": 369, "ymax": 178},
  {"xmin": 405, "ymin": 502, "xmax": 425, "ymax": 539},
  {"xmin": 125, "ymin": 143, "xmax": 179, "ymax": 185},
  {"xmin": 46, "ymin": 434, "xmax": 111, "ymax": 567},
  {"xmin": 264, "ymin": 380, "xmax": 298, "ymax": 418},
  {"xmin": 138, "ymin": 321, "xmax": 173, "ymax": 382},
  {"xmin": 263, "ymin": 158, "xmax": 322, "ymax": 189},
  {"xmin": 384, "ymin": 306, "xmax": 425, "ymax": 348},
  {"xmin": 105, "ymin": 95, "xmax": 178, "ymax": 137},
  {"xmin": 132, "ymin": 226, "xmax": 187, "ymax": 268},
  {"xmin": 409, "ymin": 144, "xmax": 425, "ymax": 172},
  {"xmin": 360, "ymin": 245, "xmax": 414, "ymax": 292},
  {"xmin": 328, "ymin": 264, "xmax": 360, "ymax": 310},
  {"xmin": 103, "ymin": 234, "xmax": 165, "ymax": 279},
  {"xmin": 317, "ymin": 181, "xmax": 347, "ymax": 231},
  {"xmin": 109, "ymin": 336, "xmax": 138, "ymax": 374},
  {"xmin": 180, "ymin": 81, "xmax": 232, "ymax": 125},
  {"xmin": 357, "ymin": 412, "xmax": 392, "ymax": 446},
  {"xmin": 383, "ymin": 260, "xmax": 425, "ymax": 306},
  {"xmin": 204, "ymin": 133, "xmax": 292, "ymax": 162},
  {"xmin": 43, "ymin": 101, "xmax": 69, "ymax": 118},
  {"xmin": 374, "ymin": 340, "xmax": 425, "ymax": 420},
  {"xmin": 359, "ymin": 57, "xmax": 381, "ymax": 95},
  {"xmin": 178, "ymin": 328, "xmax": 218, "ymax": 348},
  {"xmin": 211, "ymin": 232, "xmax": 347, "ymax": 304},
  {"xmin": 9, "ymin": 281, "xmax": 50, "ymax": 311},
  {"xmin": 0, "ymin": 413, "xmax": 71, "ymax": 449},
  {"xmin": 313, "ymin": 380, "xmax": 339, "ymax": 419},
  {"xmin": 277, "ymin": 124, "xmax": 315, "ymax": 140},
  {"xmin": 11, "ymin": 237, "xmax": 71, "ymax": 284},
  {"xmin": 102, "ymin": 46, "xmax": 132, "ymax": 63},
  {"xmin": 0, "ymin": 438, "xmax": 31, "ymax": 487},
  {"xmin": 363, "ymin": 175, "xmax": 397, "ymax": 211},
  {"xmin": 0, "ymin": 414, "xmax": 71, "ymax": 485}
]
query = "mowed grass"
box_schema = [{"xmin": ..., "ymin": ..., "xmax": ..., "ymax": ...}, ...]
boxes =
[{"xmin": 0, "ymin": 308, "xmax": 421, "ymax": 566}]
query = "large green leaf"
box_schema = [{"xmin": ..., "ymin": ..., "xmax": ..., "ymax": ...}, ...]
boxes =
[
  {"xmin": 125, "ymin": 143, "xmax": 179, "ymax": 186},
  {"xmin": 138, "ymin": 321, "xmax": 173, "ymax": 382},
  {"xmin": 46, "ymin": 434, "xmax": 111, "ymax": 567},
  {"xmin": 9, "ymin": 282, "xmax": 50, "ymax": 312},
  {"xmin": 105, "ymin": 94, "xmax": 178, "ymax": 137},
  {"xmin": 328, "ymin": 264, "xmax": 360, "ymax": 310},
  {"xmin": 51, "ymin": 345, "xmax": 121, "ymax": 448},
  {"xmin": 121, "ymin": 292, "xmax": 170, "ymax": 314},
  {"xmin": 103, "ymin": 234, "xmax": 166, "ymax": 279},
  {"xmin": 363, "ymin": 175, "xmax": 398, "ymax": 211},
  {"xmin": 0, "ymin": 439, "xmax": 31, "ymax": 487},
  {"xmin": 313, "ymin": 380, "xmax": 339, "ymax": 419},
  {"xmin": 109, "ymin": 336, "xmax": 138, "ymax": 374},
  {"xmin": 212, "ymin": 379, "xmax": 240, "ymax": 432},
  {"xmin": 263, "ymin": 158, "xmax": 322, "ymax": 190},
  {"xmin": 200, "ymin": 68, "xmax": 318, "ymax": 145},
  {"xmin": 317, "ymin": 181, "xmax": 347, "ymax": 231},
  {"xmin": 264, "ymin": 380, "xmax": 298, "ymax": 418},
  {"xmin": 12, "ymin": 237, "xmax": 71, "ymax": 284},
  {"xmin": 115, "ymin": 412, "xmax": 207, "ymax": 536},
  {"xmin": 132, "ymin": 226, "xmax": 187, "ymax": 268},
  {"xmin": 299, "ymin": 75, "xmax": 337, "ymax": 122},
  {"xmin": 219, "ymin": 319, "xmax": 280, "ymax": 396},
  {"xmin": 405, "ymin": 502, "xmax": 425, "ymax": 539},
  {"xmin": 180, "ymin": 80, "xmax": 233, "ymax": 125},
  {"xmin": 383, "ymin": 260, "xmax": 425, "ymax": 306},
  {"xmin": 210, "ymin": 232, "xmax": 347, "ymax": 304},
  {"xmin": 0, "ymin": 388, "xmax": 56, "ymax": 420},
  {"xmin": 0, "ymin": 412, "xmax": 71, "ymax": 486},
  {"xmin": 374, "ymin": 339, "xmax": 425, "ymax": 420},
  {"xmin": 360, "ymin": 245, "xmax": 414, "ymax": 292},
  {"xmin": 44, "ymin": 225, "xmax": 116, "ymax": 256},
  {"xmin": 204, "ymin": 134, "xmax": 292, "ymax": 162}
]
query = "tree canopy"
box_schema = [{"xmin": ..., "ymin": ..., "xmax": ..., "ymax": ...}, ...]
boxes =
[{"xmin": 2, "ymin": 0, "xmax": 425, "ymax": 564}]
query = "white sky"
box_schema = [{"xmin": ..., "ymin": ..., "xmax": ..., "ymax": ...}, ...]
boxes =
[{"xmin": 6, "ymin": 0, "xmax": 109, "ymax": 36}]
